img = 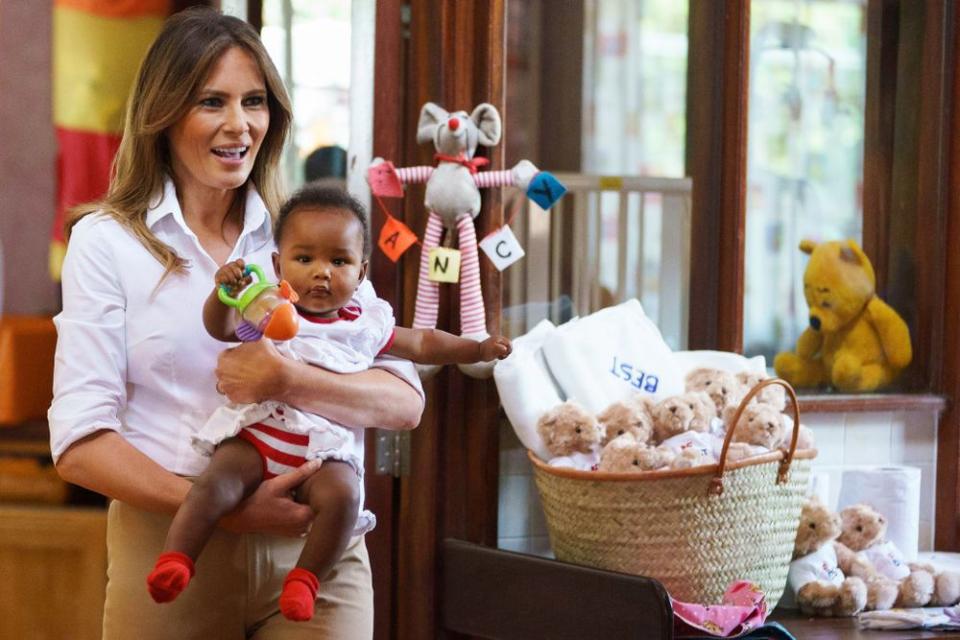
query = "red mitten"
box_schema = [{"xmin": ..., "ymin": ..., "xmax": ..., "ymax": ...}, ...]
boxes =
[
  {"xmin": 147, "ymin": 551, "xmax": 195, "ymax": 603},
  {"xmin": 279, "ymin": 567, "xmax": 320, "ymax": 622}
]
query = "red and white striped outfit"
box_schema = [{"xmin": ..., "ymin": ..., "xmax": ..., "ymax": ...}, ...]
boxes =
[{"xmin": 237, "ymin": 421, "xmax": 309, "ymax": 480}]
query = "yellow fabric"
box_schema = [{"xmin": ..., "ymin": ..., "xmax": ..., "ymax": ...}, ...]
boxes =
[
  {"xmin": 53, "ymin": 6, "xmax": 163, "ymax": 133},
  {"xmin": 774, "ymin": 239, "xmax": 912, "ymax": 392},
  {"xmin": 54, "ymin": 0, "xmax": 168, "ymax": 18},
  {"xmin": 49, "ymin": 240, "xmax": 66, "ymax": 282}
]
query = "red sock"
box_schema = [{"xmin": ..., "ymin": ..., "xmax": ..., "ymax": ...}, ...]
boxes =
[
  {"xmin": 279, "ymin": 568, "xmax": 320, "ymax": 622},
  {"xmin": 147, "ymin": 551, "xmax": 195, "ymax": 603}
]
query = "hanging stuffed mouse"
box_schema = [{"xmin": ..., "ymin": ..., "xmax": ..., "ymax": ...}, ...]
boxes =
[{"xmin": 369, "ymin": 102, "xmax": 565, "ymax": 379}]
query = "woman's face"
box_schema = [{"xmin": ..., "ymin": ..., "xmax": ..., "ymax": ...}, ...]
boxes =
[{"xmin": 167, "ymin": 46, "xmax": 270, "ymax": 196}]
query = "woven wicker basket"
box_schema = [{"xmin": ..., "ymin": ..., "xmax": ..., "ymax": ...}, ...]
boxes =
[{"xmin": 530, "ymin": 378, "xmax": 815, "ymax": 608}]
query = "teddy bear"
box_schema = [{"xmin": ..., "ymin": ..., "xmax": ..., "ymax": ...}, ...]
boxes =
[
  {"xmin": 596, "ymin": 395, "xmax": 654, "ymax": 446},
  {"xmin": 834, "ymin": 503, "xmax": 937, "ymax": 609},
  {"xmin": 668, "ymin": 446, "xmax": 714, "ymax": 469},
  {"xmin": 721, "ymin": 402, "xmax": 785, "ymax": 450},
  {"xmin": 684, "ymin": 367, "xmax": 746, "ymax": 415},
  {"xmin": 607, "ymin": 384, "xmax": 801, "ymax": 471},
  {"xmin": 910, "ymin": 560, "xmax": 960, "ymax": 607},
  {"xmin": 368, "ymin": 102, "xmax": 565, "ymax": 379},
  {"xmin": 773, "ymin": 239, "xmax": 912, "ymax": 392},
  {"xmin": 536, "ymin": 401, "xmax": 604, "ymax": 468},
  {"xmin": 651, "ymin": 391, "xmax": 738, "ymax": 468},
  {"xmin": 786, "ymin": 497, "xmax": 867, "ymax": 617},
  {"xmin": 650, "ymin": 391, "xmax": 716, "ymax": 444},
  {"xmin": 736, "ymin": 370, "xmax": 787, "ymax": 412},
  {"xmin": 727, "ymin": 373, "xmax": 816, "ymax": 451},
  {"xmin": 598, "ymin": 433, "xmax": 676, "ymax": 472}
]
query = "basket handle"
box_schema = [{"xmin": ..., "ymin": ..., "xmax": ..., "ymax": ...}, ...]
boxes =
[{"xmin": 710, "ymin": 378, "xmax": 800, "ymax": 496}]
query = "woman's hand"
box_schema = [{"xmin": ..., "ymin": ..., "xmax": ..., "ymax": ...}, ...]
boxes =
[
  {"xmin": 215, "ymin": 339, "xmax": 288, "ymax": 404},
  {"xmin": 219, "ymin": 461, "xmax": 319, "ymax": 536}
]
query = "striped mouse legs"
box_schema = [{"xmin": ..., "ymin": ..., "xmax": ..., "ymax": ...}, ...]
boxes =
[
  {"xmin": 411, "ymin": 211, "xmax": 493, "ymax": 378},
  {"xmin": 411, "ymin": 211, "xmax": 487, "ymax": 338}
]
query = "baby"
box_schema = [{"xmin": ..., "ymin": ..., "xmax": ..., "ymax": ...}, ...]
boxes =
[{"xmin": 147, "ymin": 185, "xmax": 510, "ymax": 621}]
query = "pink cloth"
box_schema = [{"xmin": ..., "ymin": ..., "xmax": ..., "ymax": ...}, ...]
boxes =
[{"xmin": 672, "ymin": 581, "xmax": 769, "ymax": 637}]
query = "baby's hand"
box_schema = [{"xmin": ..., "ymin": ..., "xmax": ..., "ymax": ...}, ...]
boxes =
[
  {"xmin": 215, "ymin": 259, "xmax": 252, "ymax": 294},
  {"xmin": 479, "ymin": 335, "xmax": 512, "ymax": 361}
]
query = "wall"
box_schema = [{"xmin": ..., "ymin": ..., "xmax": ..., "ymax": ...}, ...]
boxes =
[
  {"xmin": 807, "ymin": 410, "xmax": 939, "ymax": 552},
  {"xmin": 0, "ymin": 3, "xmax": 60, "ymax": 316},
  {"xmin": 499, "ymin": 409, "xmax": 940, "ymax": 556}
]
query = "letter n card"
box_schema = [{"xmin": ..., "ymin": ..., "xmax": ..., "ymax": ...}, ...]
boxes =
[{"xmin": 427, "ymin": 247, "xmax": 461, "ymax": 283}]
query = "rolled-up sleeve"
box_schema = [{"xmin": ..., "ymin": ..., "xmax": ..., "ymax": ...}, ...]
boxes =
[
  {"xmin": 48, "ymin": 217, "xmax": 127, "ymax": 463},
  {"xmin": 355, "ymin": 279, "xmax": 426, "ymax": 412},
  {"xmin": 371, "ymin": 354, "xmax": 425, "ymax": 410}
]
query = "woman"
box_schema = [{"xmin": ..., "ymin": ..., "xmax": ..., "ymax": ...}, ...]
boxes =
[{"xmin": 48, "ymin": 8, "xmax": 422, "ymax": 639}]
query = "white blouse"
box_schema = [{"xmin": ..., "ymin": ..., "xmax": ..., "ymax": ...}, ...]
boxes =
[{"xmin": 48, "ymin": 178, "xmax": 423, "ymax": 480}]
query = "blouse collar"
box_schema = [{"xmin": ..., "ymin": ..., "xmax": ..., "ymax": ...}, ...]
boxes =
[{"xmin": 144, "ymin": 176, "xmax": 271, "ymax": 242}]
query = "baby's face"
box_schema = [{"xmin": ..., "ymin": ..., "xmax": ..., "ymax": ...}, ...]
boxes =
[{"xmin": 273, "ymin": 207, "xmax": 367, "ymax": 317}]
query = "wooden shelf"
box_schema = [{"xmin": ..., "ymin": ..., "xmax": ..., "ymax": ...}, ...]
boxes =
[
  {"xmin": 797, "ymin": 393, "xmax": 947, "ymax": 414},
  {"xmin": 0, "ymin": 420, "xmax": 51, "ymax": 456}
]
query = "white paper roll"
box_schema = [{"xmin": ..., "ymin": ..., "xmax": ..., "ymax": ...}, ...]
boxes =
[
  {"xmin": 808, "ymin": 470, "xmax": 832, "ymax": 507},
  {"xmin": 837, "ymin": 466, "xmax": 922, "ymax": 561}
]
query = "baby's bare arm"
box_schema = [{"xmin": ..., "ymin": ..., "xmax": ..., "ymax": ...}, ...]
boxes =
[{"xmin": 388, "ymin": 327, "xmax": 511, "ymax": 364}]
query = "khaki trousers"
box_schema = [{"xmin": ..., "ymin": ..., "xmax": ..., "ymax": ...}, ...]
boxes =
[{"xmin": 102, "ymin": 500, "xmax": 373, "ymax": 640}]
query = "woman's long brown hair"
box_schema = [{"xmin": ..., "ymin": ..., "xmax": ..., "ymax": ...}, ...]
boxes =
[{"xmin": 67, "ymin": 7, "xmax": 292, "ymax": 281}]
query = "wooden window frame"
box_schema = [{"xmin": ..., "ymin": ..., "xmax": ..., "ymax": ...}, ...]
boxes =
[{"xmin": 687, "ymin": 0, "xmax": 960, "ymax": 548}]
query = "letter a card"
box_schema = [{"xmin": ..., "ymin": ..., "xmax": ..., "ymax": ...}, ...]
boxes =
[{"xmin": 378, "ymin": 217, "xmax": 418, "ymax": 262}]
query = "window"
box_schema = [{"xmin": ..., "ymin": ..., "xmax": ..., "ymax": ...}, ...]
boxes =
[
  {"xmin": 581, "ymin": 0, "xmax": 688, "ymax": 178},
  {"xmin": 502, "ymin": 0, "xmax": 691, "ymax": 345},
  {"xmin": 743, "ymin": 0, "xmax": 867, "ymax": 365},
  {"xmin": 261, "ymin": 0, "xmax": 352, "ymax": 191}
]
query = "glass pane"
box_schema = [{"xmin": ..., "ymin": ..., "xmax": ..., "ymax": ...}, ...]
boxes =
[
  {"xmin": 744, "ymin": 0, "xmax": 866, "ymax": 366},
  {"xmin": 263, "ymin": 0, "xmax": 351, "ymax": 191},
  {"xmin": 582, "ymin": 0, "xmax": 688, "ymax": 176},
  {"xmin": 501, "ymin": 0, "xmax": 691, "ymax": 340},
  {"xmin": 220, "ymin": 0, "xmax": 247, "ymax": 21},
  {"xmin": 498, "ymin": 0, "xmax": 690, "ymax": 558}
]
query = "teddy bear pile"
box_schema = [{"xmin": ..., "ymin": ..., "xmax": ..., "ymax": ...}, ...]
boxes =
[
  {"xmin": 784, "ymin": 497, "xmax": 960, "ymax": 617},
  {"xmin": 535, "ymin": 367, "xmax": 815, "ymax": 472}
]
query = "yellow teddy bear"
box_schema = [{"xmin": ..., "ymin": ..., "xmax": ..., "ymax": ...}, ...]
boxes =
[{"xmin": 773, "ymin": 239, "xmax": 912, "ymax": 392}]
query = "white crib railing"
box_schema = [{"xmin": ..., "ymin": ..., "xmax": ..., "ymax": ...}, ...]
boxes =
[{"xmin": 502, "ymin": 173, "xmax": 692, "ymax": 350}]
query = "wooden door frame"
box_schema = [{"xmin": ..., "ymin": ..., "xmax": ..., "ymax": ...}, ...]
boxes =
[
  {"xmin": 685, "ymin": 0, "xmax": 750, "ymax": 353},
  {"xmin": 367, "ymin": 2, "xmax": 408, "ymax": 638},
  {"xmin": 931, "ymin": 4, "xmax": 960, "ymax": 551},
  {"xmin": 370, "ymin": 2, "xmax": 507, "ymax": 638}
]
